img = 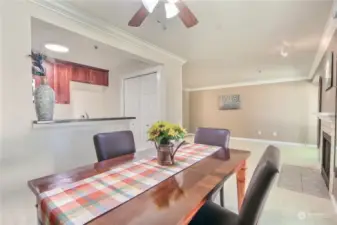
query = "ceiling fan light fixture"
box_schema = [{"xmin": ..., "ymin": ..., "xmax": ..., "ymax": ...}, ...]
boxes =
[
  {"xmin": 165, "ymin": 2, "xmax": 179, "ymax": 19},
  {"xmin": 142, "ymin": 0, "xmax": 159, "ymax": 13},
  {"xmin": 129, "ymin": 0, "xmax": 198, "ymax": 28}
]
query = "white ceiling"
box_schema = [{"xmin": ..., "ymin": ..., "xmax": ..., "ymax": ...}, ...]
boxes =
[
  {"xmin": 64, "ymin": 0, "xmax": 332, "ymax": 88},
  {"xmin": 31, "ymin": 18, "xmax": 155, "ymax": 73}
]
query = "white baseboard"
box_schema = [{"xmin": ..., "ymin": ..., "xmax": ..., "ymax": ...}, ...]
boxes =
[
  {"xmin": 184, "ymin": 134, "xmax": 316, "ymax": 148},
  {"xmin": 230, "ymin": 137, "xmax": 317, "ymax": 148}
]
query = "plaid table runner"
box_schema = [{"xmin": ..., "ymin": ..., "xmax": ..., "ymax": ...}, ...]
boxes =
[{"xmin": 38, "ymin": 143, "xmax": 221, "ymax": 225}]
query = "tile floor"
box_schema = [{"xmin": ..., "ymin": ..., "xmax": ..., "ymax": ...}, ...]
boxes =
[
  {"xmin": 278, "ymin": 164, "xmax": 330, "ymax": 199},
  {"xmin": 1, "ymin": 139, "xmax": 337, "ymax": 224},
  {"xmin": 219, "ymin": 139, "xmax": 337, "ymax": 225}
]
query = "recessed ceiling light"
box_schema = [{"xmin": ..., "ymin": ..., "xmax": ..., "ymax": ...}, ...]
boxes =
[{"xmin": 45, "ymin": 44, "xmax": 69, "ymax": 53}]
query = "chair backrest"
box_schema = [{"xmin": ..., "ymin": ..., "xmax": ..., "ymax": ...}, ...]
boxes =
[
  {"xmin": 238, "ymin": 145, "xmax": 280, "ymax": 225},
  {"xmin": 194, "ymin": 127, "xmax": 230, "ymax": 149},
  {"xmin": 93, "ymin": 130, "xmax": 136, "ymax": 162}
]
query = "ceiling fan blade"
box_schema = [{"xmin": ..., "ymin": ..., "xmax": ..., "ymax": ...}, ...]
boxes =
[
  {"xmin": 128, "ymin": 5, "xmax": 149, "ymax": 27},
  {"xmin": 175, "ymin": 1, "xmax": 198, "ymax": 28}
]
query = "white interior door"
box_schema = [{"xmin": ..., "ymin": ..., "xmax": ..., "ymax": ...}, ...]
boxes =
[
  {"xmin": 124, "ymin": 73, "xmax": 159, "ymax": 150},
  {"xmin": 124, "ymin": 76, "xmax": 141, "ymax": 147},
  {"xmin": 140, "ymin": 73, "xmax": 159, "ymax": 149}
]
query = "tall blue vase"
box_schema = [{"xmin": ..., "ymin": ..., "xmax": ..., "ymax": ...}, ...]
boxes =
[{"xmin": 34, "ymin": 77, "xmax": 55, "ymax": 121}]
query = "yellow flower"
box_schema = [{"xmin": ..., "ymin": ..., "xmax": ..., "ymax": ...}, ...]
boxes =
[
  {"xmin": 168, "ymin": 128, "xmax": 177, "ymax": 137},
  {"xmin": 147, "ymin": 121, "xmax": 187, "ymax": 143},
  {"xmin": 149, "ymin": 129, "xmax": 160, "ymax": 140}
]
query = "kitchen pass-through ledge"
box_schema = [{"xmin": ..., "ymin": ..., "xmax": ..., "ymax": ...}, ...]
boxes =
[{"xmin": 32, "ymin": 117, "xmax": 136, "ymax": 128}]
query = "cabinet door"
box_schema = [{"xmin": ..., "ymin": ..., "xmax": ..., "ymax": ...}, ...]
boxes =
[
  {"xmin": 89, "ymin": 69, "xmax": 101, "ymax": 85},
  {"xmin": 102, "ymin": 71, "xmax": 109, "ymax": 86},
  {"xmin": 124, "ymin": 77, "xmax": 142, "ymax": 148},
  {"xmin": 54, "ymin": 63, "xmax": 71, "ymax": 104},
  {"xmin": 72, "ymin": 66, "xmax": 90, "ymax": 83},
  {"xmin": 140, "ymin": 73, "xmax": 159, "ymax": 149},
  {"xmin": 89, "ymin": 69, "xmax": 109, "ymax": 86}
]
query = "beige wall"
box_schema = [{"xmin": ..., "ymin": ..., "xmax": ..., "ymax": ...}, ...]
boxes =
[
  {"xmin": 183, "ymin": 90, "xmax": 190, "ymax": 129},
  {"xmin": 188, "ymin": 81, "xmax": 318, "ymax": 144}
]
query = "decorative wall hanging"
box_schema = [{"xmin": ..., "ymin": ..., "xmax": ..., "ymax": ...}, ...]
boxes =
[{"xmin": 219, "ymin": 94, "xmax": 241, "ymax": 110}]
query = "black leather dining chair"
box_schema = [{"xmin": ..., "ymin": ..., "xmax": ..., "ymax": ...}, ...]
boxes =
[
  {"xmin": 189, "ymin": 145, "xmax": 280, "ymax": 225},
  {"xmin": 93, "ymin": 130, "xmax": 136, "ymax": 162},
  {"xmin": 194, "ymin": 127, "xmax": 231, "ymax": 207}
]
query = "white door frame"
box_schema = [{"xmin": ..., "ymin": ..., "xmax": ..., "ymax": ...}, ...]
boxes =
[{"xmin": 121, "ymin": 66, "xmax": 165, "ymax": 121}]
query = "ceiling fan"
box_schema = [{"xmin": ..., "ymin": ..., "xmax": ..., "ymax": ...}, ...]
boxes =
[{"xmin": 128, "ymin": 0, "xmax": 198, "ymax": 28}]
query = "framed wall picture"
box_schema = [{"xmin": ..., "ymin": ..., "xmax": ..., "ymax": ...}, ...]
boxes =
[
  {"xmin": 219, "ymin": 94, "xmax": 241, "ymax": 110},
  {"xmin": 325, "ymin": 52, "xmax": 333, "ymax": 91}
]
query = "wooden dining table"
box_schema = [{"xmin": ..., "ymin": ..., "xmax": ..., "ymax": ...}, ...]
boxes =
[{"xmin": 28, "ymin": 147, "xmax": 250, "ymax": 225}]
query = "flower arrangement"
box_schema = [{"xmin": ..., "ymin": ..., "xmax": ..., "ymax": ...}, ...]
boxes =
[
  {"xmin": 30, "ymin": 51, "xmax": 47, "ymax": 76},
  {"xmin": 148, "ymin": 121, "xmax": 187, "ymax": 145}
]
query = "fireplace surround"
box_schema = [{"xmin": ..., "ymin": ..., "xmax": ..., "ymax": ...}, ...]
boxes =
[
  {"xmin": 316, "ymin": 113, "xmax": 337, "ymax": 203},
  {"xmin": 322, "ymin": 132, "xmax": 331, "ymax": 188}
]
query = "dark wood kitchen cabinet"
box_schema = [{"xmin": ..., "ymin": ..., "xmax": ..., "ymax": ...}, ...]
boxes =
[
  {"xmin": 32, "ymin": 58, "xmax": 109, "ymax": 105},
  {"xmin": 89, "ymin": 69, "xmax": 109, "ymax": 86},
  {"xmin": 71, "ymin": 66, "xmax": 90, "ymax": 83},
  {"xmin": 70, "ymin": 65, "xmax": 108, "ymax": 86},
  {"xmin": 53, "ymin": 63, "xmax": 71, "ymax": 104}
]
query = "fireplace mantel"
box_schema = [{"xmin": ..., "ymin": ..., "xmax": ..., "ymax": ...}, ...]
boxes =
[
  {"xmin": 315, "ymin": 112, "xmax": 335, "ymax": 123},
  {"xmin": 316, "ymin": 112, "xmax": 335, "ymax": 135}
]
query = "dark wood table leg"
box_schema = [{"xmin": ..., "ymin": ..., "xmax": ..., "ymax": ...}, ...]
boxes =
[{"xmin": 236, "ymin": 160, "xmax": 247, "ymax": 210}]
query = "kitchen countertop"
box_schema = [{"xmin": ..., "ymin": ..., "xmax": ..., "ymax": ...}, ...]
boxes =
[{"xmin": 32, "ymin": 117, "xmax": 136, "ymax": 125}]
